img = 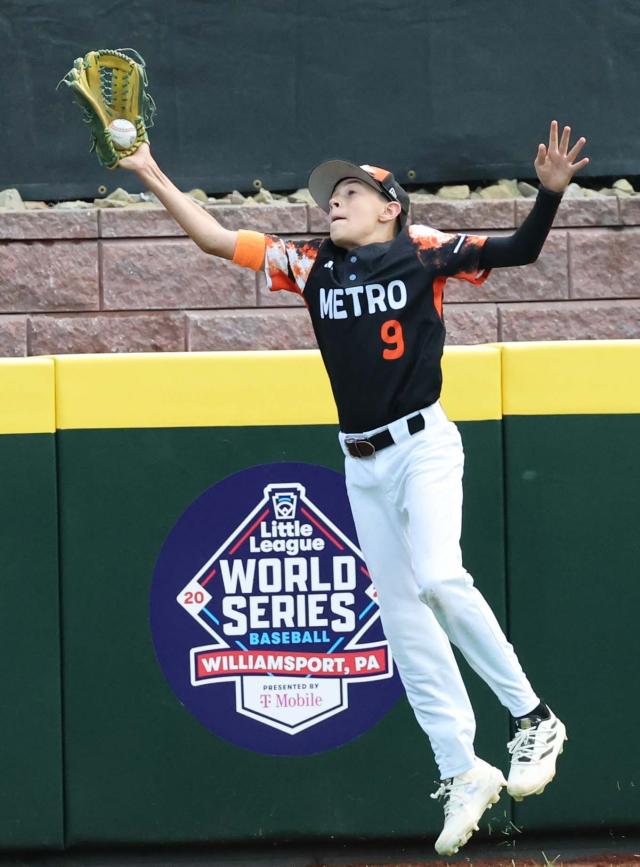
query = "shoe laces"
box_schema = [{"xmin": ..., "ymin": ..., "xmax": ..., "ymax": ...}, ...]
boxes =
[
  {"xmin": 507, "ymin": 721, "xmax": 546, "ymax": 762},
  {"xmin": 430, "ymin": 777, "xmax": 468, "ymax": 818}
]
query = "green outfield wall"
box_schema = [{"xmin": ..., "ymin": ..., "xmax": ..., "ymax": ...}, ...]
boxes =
[
  {"xmin": 501, "ymin": 343, "xmax": 640, "ymax": 833},
  {"xmin": 0, "ymin": 342, "xmax": 638, "ymax": 851},
  {"xmin": 0, "ymin": 360, "xmax": 63, "ymax": 849},
  {"xmin": 54, "ymin": 347, "xmax": 506, "ymax": 846}
]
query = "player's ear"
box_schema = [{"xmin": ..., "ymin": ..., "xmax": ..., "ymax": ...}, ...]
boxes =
[{"xmin": 380, "ymin": 199, "xmax": 402, "ymax": 224}]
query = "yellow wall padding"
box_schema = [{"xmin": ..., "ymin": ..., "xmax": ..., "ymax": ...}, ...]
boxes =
[
  {"xmin": 54, "ymin": 346, "xmax": 501, "ymax": 431},
  {"xmin": 54, "ymin": 351, "xmax": 337, "ymax": 430},
  {"xmin": 441, "ymin": 345, "xmax": 502, "ymax": 422},
  {"xmin": 502, "ymin": 340, "xmax": 640, "ymax": 415},
  {"xmin": 0, "ymin": 358, "xmax": 56, "ymax": 435},
  {"xmin": 9, "ymin": 341, "xmax": 638, "ymax": 434}
]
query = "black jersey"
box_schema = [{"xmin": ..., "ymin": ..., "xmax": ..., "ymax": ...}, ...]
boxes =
[{"xmin": 233, "ymin": 224, "xmax": 490, "ymax": 433}]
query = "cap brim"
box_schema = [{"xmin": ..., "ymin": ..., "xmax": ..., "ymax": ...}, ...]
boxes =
[{"xmin": 308, "ymin": 160, "xmax": 385, "ymax": 213}]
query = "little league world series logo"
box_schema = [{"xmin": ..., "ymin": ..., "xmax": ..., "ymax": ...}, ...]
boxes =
[{"xmin": 150, "ymin": 463, "xmax": 404, "ymax": 756}]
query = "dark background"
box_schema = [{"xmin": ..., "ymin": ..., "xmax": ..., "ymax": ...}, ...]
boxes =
[{"xmin": 2, "ymin": 0, "xmax": 638, "ymax": 201}]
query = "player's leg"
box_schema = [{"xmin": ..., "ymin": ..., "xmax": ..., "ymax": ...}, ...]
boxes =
[
  {"xmin": 344, "ymin": 451, "xmax": 476, "ymax": 779},
  {"xmin": 398, "ymin": 405, "xmax": 540, "ymax": 716},
  {"xmin": 395, "ymin": 403, "xmax": 566, "ymax": 798},
  {"xmin": 345, "ymin": 450, "xmax": 507, "ymax": 855},
  {"xmin": 346, "ymin": 440, "xmax": 506, "ymax": 855}
]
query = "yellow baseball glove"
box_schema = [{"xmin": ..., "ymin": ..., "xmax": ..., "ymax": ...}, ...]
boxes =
[{"xmin": 57, "ymin": 48, "xmax": 156, "ymax": 170}]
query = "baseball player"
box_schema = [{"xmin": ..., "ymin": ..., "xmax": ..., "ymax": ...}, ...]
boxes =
[{"xmin": 120, "ymin": 120, "xmax": 588, "ymax": 856}]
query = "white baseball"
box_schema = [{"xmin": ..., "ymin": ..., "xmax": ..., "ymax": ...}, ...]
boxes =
[{"xmin": 108, "ymin": 119, "xmax": 137, "ymax": 150}]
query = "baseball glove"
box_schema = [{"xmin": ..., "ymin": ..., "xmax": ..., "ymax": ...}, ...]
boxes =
[{"xmin": 57, "ymin": 48, "xmax": 156, "ymax": 169}]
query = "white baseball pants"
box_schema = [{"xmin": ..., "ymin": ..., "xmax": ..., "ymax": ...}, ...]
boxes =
[{"xmin": 339, "ymin": 400, "xmax": 539, "ymax": 779}]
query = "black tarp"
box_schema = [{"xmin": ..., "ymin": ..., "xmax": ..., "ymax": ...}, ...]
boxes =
[{"xmin": 2, "ymin": 0, "xmax": 639, "ymax": 201}]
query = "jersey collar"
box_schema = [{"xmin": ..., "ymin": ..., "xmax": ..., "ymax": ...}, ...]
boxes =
[{"xmin": 328, "ymin": 225, "xmax": 408, "ymax": 264}]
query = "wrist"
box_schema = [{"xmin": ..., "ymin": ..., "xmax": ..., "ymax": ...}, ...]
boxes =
[
  {"xmin": 539, "ymin": 183, "xmax": 564, "ymax": 197},
  {"xmin": 135, "ymin": 157, "xmax": 161, "ymax": 185}
]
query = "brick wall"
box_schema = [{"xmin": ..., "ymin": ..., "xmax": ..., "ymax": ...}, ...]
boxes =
[{"xmin": 2, "ymin": 197, "xmax": 640, "ymax": 357}]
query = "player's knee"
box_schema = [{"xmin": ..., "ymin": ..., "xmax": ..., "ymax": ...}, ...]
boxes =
[
  {"xmin": 417, "ymin": 567, "xmax": 472, "ymax": 611},
  {"xmin": 418, "ymin": 579, "xmax": 447, "ymax": 611}
]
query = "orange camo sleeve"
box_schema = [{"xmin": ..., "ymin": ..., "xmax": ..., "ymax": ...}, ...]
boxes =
[
  {"xmin": 408, "ymin": 225, "xmax": 490, "ymax": 286},
  {"xmin": 232, "ymin": 230, "xmax": 267, "ymax": 271},
  {"xmin": 449, "ymin": 234, "xmax": 490, "ymax": 285}
]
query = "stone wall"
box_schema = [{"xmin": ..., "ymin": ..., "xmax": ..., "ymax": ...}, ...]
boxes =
[{"xmin": 1, "ymin": 196, "xmax": 640, "ymax": 357}]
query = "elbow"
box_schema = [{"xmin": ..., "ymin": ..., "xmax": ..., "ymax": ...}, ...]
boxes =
[
  {"xmin": 197, "ymin": 235, "xmax": 224, "ymax": 257},
  {"xmin": 196, "ymin": 238, "xmax": 215, "ymax": 255},
  {"xmin": 509, "ymin": 247, "xmax": 541, "ymax": 267},
  {"xmin": 526, "ymin": 245, "xmax": 545, "ymax": 265},
  {"xmin": 198, "ymin": 228, "xmax": 237, "ymax": 260}
]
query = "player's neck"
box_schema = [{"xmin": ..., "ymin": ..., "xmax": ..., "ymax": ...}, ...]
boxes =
[{"xmin": 338, "ymin": 226, "xmax": 398, "ymax": 252}]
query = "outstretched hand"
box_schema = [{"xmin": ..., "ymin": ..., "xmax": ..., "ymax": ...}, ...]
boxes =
[
  {"xmin": 118, "ymin": 141, "xmax": 154, "ymax": 173},
  {"xmin": 535, "ymin": 120, "xmax": 589, "ymax": 193}
]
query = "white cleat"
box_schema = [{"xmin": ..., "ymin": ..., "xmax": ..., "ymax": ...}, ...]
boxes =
[
  {"xmin": 507, "ymin": 708, "xmax": 567, "ymax": 801},
  {"xmin": 431, "ymin": 758, "xmax": 507, "ymax": 856}
]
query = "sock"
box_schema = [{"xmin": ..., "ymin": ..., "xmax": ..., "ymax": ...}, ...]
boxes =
[{"xmin": 514, "ymin": 701, "xmax": 550, "ymax": 722}]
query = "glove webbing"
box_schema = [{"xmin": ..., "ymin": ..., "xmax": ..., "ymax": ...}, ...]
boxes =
[{"xmin": 89, "ymin": 48, "xmax": 156, "ymax": 127}]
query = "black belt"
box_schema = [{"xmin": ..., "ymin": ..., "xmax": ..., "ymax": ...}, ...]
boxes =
[{"xmin": 344, "ymin": 412, "xmax": 425, "ymax": 458}]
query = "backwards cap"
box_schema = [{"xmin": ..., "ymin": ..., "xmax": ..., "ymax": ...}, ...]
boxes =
[{"xmin": 308, "ymin": 159, "xmax": 410, "ymax": 227}]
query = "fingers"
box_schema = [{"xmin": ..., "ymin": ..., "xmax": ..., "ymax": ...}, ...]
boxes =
[
  {"xmin": 559, "ymin": 124, "xmax": 571, "ymax": 155},
  {"xmin": 567, "ymin": 136, "xmax": 587, "ymax": 162},
  {"xmin": 550, "ymin": 120, "xmax": 572, "ymax": 155},
  {"xmin": 571, "ymin": 156, "xmax": 590, "ymax": 171},
  {"xmin": 548, "ymin": 120, "xmax": 588, "ymax": 162}
]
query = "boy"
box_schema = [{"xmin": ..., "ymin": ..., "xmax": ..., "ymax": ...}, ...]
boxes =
[{"xmin": 120, "ymin": 120, "xmax": 588, "ymax": 856}]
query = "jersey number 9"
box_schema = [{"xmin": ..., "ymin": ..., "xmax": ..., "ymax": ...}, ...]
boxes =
[{"xmin": 381, "ymin": 319, "xmax": 405, "ymax": 360}]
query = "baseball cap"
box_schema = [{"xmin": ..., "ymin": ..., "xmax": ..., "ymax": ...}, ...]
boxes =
[{"xmin": 308, "ymin": 159, "xmax": 410, "ymax": 228}]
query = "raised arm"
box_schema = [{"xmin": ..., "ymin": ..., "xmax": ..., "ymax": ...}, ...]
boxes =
[
  {"xmin": 118, "ymin": 143, "xmax": 238, "ymax": 259},
  {"xmin": 480, "ymin": 120, "xmax": 589, "ymax": 269}
]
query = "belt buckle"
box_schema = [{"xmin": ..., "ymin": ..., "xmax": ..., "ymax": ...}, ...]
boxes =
[{"xmin": 345, "ymin": 436, "xmax": 375, "ymax": 458}]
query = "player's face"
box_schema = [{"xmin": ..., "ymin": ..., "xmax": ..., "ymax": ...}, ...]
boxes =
[{"xmin": 328, "ymin": 179, "xmax": 394, "ymax": 249}]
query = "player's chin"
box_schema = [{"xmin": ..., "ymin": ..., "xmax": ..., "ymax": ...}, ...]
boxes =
[{"xmin": 329, "ymin": 218, "xmax": 351, "ymax": 244}]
